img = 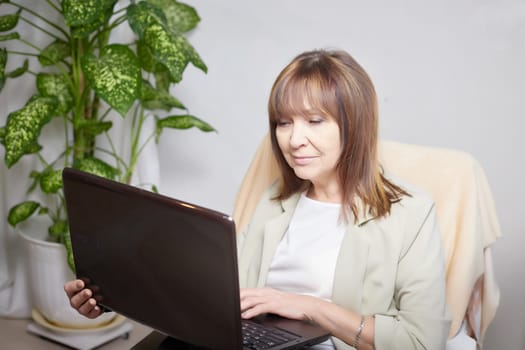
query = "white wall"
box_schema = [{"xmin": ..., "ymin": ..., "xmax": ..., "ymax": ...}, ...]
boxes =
[
  {"xmin": 0, "ymin": 0, "xmax": 522, "ymax": 348},
  {"xmin": 159, "ymin": 1, "xmax": 524, "ymax": 349}
]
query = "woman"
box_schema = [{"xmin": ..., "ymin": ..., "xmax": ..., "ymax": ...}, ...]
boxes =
[{"xmin": 65, "ymin": 49, "xmax": 451, "ymax": 349}]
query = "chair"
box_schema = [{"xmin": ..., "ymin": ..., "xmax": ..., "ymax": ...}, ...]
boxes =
[{"xmin": 233, "ymin": 133, "xmax": 501, "ymax": 349}]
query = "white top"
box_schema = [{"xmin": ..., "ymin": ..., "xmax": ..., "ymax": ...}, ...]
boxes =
[{"xmin": 265, "ymin": 192, "xmax": 346, "ymax": 349}]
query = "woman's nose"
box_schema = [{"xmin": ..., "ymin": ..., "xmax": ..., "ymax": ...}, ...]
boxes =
[{"xmin": 289, "ymin": 123, "xmax": 307, "ymax": 148}]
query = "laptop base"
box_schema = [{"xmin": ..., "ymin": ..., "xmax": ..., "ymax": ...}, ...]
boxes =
[{"xmin": 131, "ymin": 331, "xmax": 209, "ymax": 350}]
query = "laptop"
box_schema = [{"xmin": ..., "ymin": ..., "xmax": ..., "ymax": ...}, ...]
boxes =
[{"xmin": 62, "ymin": 168, "xmax": 330, "ymax": 350}]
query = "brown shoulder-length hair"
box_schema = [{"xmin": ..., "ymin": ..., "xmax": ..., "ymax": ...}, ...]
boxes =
[{"xmin": 268, "ymin": 49, "xmax": 408, "ymax": 221}]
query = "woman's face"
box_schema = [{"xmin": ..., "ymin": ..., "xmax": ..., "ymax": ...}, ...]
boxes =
[{"xmin": 275, "ymin": 105, "xmax": 341, "ymax": 190}]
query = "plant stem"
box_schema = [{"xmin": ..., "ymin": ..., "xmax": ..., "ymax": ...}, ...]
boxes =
[
  {"xmin": 128, "ymin": 104, "xmax": 140, "ymax": 161},
  {"xmin": 9, "ymin": 0, "xmax": 69, "ymax": 38},
  {"xmin": 124, "ymin": 105, "xmax": 145, "ymax": 184},
  {"xmin": 46, "ymin": 206, "xmax": 57, "ymax": 222},
  {"xmin": 112, "ymin": 6, "xmax": 128, "ymax": 16},
  {"xmin": 63, "ymin": 116, "xmax": 70, "ymax": 168},
  {"xmin": 71, "ymin": 37, "xmax": 88, "ymax": 161},
  {"xmin": 103, "ymin": 129, "xmax": 127, "ymax": 177},
  {"xmin": 78, "ymin": 82, "xmax": 96, "ymax": 157},
  {"xmin": 107, "ymin": 14, "xmax": 127, "ymax": 32},
  {"xmin": 37, "ymin": 153, "xmax": 50, "ymax": 168},
  {"xmin": 90, "ymin": 95, "xmax": 101, "ymax": 122},
  {"xmin": 88, "ymin": 14, "xmax": 126, "ymax": 48},
  {"xmin": 96, "ymin": 145, "xmax": 128, "ymax": 171},
  {"xmin": 45, "ymin": 0, "xmax": 61, "ymax": 14},
  {"xmin": 55, "ymin": 199, "xmax": 63, "ymax": 223},
  {"xmin": 46, "ymin": 150, "xmax": 67, "ymax": 169},
  {"xmin": 20, "ymin": 16, "xmax": 65, "ymax": 42},
  {"xmin": 17, "ymin": 38, "xmax": 42, "ymax": 52},
  {"xmin": 6, "ymin": 50, "xmax": 39, "ymax": 57},
  {"xmin": 99, "ymin": 106, "xmax": 112, "ymax": 121},
  {"xmin": 136, "ymin": 129, "xmax": 156, "ymax": 160}
]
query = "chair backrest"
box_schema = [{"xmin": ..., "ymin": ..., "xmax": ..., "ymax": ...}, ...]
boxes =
[{"xmin": 233, "ymin": 133, "xmax": 501, "ymax": 344}]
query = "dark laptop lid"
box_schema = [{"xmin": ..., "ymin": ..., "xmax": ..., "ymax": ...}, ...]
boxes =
[
  {"xmin": 63, "ymin": 168, "xmax": 330, "ymax": 350},
  {"xmin": 63, "ymin": 168, "xmax": 243, "ymax": 349}
]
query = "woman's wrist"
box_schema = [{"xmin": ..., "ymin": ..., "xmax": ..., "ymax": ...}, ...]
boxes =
[{"xmin": 353, "ymin": 315, "xmax": 366, "ymax": 349}]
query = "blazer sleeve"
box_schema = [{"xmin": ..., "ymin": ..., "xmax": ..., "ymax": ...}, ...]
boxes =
[{"xmin": 373, "ymin": 203, "xmax": 451, "ymax": 350}]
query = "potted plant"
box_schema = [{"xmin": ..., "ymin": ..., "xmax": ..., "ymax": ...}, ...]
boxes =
[{"xmin": 0, "ymin": 0, "xmax": 213, "ymax": 327}]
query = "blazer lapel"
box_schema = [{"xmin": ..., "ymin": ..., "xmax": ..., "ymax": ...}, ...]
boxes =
[
  {"xmin": 331, "ymin": 219, "xmax": 372, "ymax": 312},
  {"xmin": 256, "ymin": 194, "xmax": 300, "ymax": 287}
]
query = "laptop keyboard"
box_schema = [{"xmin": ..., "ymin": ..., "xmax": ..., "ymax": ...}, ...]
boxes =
[{"xmin": 242, "ymin": 320, "xmax": 299, "ymax": 349}]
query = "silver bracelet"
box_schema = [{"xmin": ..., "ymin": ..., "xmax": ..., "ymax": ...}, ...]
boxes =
[{"xmin": 353, "ymin": 315, "xmax": 366, "ymax": 349}]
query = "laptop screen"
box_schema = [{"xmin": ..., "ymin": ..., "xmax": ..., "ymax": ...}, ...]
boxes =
[{"xmin": 63, "ymin": 168, "xmax": 243, "ymax": 349}]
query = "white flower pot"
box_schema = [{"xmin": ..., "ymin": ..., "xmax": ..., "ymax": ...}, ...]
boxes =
[{"xmin": 17, "ymin": 216, "xmax": 115, "ymax": 328}]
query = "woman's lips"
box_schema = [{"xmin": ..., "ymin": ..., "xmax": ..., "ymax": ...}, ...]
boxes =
[{"xmin": 292, "ymin": 156, "xmax": 317, "ymax": 165}]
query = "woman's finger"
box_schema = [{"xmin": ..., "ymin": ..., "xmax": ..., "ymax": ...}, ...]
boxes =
[
  {"xmin": 242, "ymin": 301, "xmax": 272, "ymax": 319},
  {"xmin": 77, "ymin": 297, "xmax": 98, "ymax": 317},
  {"xmin": 64, "ymin": 279, "xmax": 84, "ymax": 299},
  {"xmin": 69, "ymin": 288, "xmax": 92, "ymax": 310},
  {"xmin": 85, "ymin": 304, "xmax": 103, "ymax": 319},
  {"xmin": 240, "ymin": 295, "xmax": 267, "ymax": 313}
]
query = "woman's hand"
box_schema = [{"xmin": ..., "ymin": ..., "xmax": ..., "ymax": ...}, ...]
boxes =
[
  {"xmin": 241, "ymin": 288, "xmax": 375, "ymax": 349},
  {"xmin": 240, "ymin": 288, "xmax": 319, "ymax": 322},
  {"xmin": 64, "ymin": 279, "xmax": 103, "ymax": 319}
]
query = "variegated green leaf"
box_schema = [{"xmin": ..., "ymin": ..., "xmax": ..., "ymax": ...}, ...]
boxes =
[
  {"xmin": 147, "ymin": 0, "xmax": 200, "ymax": 33},
  {"xmin": 0, "ymin": 47, "xmax": 5, "ymax": 66},
  {"xmin": 6, "ymin": 58, "xmax": 28, "ymax": 78},
  {"xmin": 75, "ymin": 157, "xmax": 117, "ymax": 180},
  {"xmin": 38, "ymin": 207, "xmax": 49, "ymax": 215},
  {"xmin": 0, "ymin": 9, "xmax": 21, "ymax": 32},
  {"xmin": 63, "ymin": 231, "xmax": 75, "ymax": 271},
  {"xmin": 0, "ymin": 32, "xmax": 19, "ymax": 42},
  {"xmin": 143, "ymin": 23, "xmax": 206, "ymax": 83},
  {"xmin": 0, "ymin": 48, "xmax": 6, "ymax": 91},
  {"xmin": 62, "ymin": 0, "xmax": 99, "ymax": 26},
  {"xmin": 186, "ymin": 42, "xmax": 207, "ymax": 73},
  {"xmin": 4, "ymin": 97, "xmax": 58, "ymax": 167},
  {"xmin": 154, "ymin": 70, "xmax": 171, "ymax": 91},
  {"xmin": 0, "ymin": 126, "xmax": 5, "ymax": 145},
  {"xmin": 157, "ymin": 115, "xmax": 215, "ymax": 133},
  {"xmin": 141, "ymin": 79, "xmax": 185, "ymax": 111},
  {"xmin": 25, "ymin": 142, "xmax": 43, "ymax": 154},
  {"xmin": 38, "ymin": 40, "xmax": 70, "ymax": 66},
  {"xmin": 27, "ymin": 170, "xmax": 41, "ymax": 193},
  {"xmin": 70, "ymin": 3, "xmax": 115, "ymax": 38},
  {"xmin": 36, "ymin": 73, "xmax": 73, "ymax": 115},
  {"xmin": 48, "ymin": 219, "xmax": 68, "ymax": 240},
  {"xmin": 74, "ymin": 119, "xmax": 112, "ymax": 136},
  {"xmin": 62, "ymin": 0, "xmax": 116, "ymax": 26},
  {"xmin": 7, "ymin": 201, "xmax": 40, "ymax": 226},
  {"xmin": 137, "ymin": 39, "xmax": 167, "ymax": 73},
  {"xmin": 81, "ymin": 44, "xmax": 141, "ymax": 116},
  {"xmin": 40, "ymin": 169, "xmax": 63, "ymax": 194},
  {"xmin": 127, "ymin": 1, "xmax": 167, "ymax": 39}
]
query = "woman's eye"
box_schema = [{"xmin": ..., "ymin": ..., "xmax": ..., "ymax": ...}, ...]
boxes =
[
  {"xmin": 309, "ymin": 119, "xmax": 323, "ymax": 124},
  {"xmin": 277, "ymin": 119, "xmax": 291, "ymax": 126}
]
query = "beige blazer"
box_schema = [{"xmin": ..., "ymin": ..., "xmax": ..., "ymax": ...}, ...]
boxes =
[
  {"xmin": 237, "ymin": 181, "xmax": 451, "ymax": 350},
  {"xmin": 234, "ymin": 135, "xmax": 501, "ymax": 343}
]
